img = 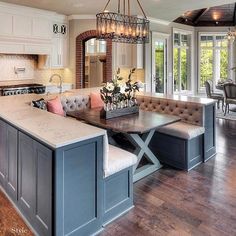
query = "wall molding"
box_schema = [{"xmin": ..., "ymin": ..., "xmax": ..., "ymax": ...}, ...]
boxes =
[{"xmin": 68, "ymin": 14, "xmax": 171, "ymax": 26}]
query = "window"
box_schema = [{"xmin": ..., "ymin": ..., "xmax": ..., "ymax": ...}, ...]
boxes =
[
  {"xmin": 173, "ymin": 30, "xmax": 192, "ymax": 93},
  {"xmin": 199, "ymin": 33, "xmax": 229, "ymax": 91}
]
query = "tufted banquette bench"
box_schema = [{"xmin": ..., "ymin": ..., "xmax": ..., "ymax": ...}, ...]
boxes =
[
  {"xmin": 60, "ymin": 95, "xmax": 137, "ymax": 225},
  {"xmin": 61, "ymin": 95, "xmax": 91, "ymax": 113},
  {"xmin": 137, "ymin": 96, "xmax": 216, "ymax": 170}
]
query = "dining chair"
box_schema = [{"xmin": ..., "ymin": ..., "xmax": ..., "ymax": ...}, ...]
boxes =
[
  {"xmin": 205, "ymin": 80, "xmax": 224, "ymax": 111},
  {"xmin": 223, "ymin": 83, "xmax": 236, "ymax": 115}
]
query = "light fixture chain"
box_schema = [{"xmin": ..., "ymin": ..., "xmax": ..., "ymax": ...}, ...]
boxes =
[
  {"xmin": 136, "ymin": 0, "xmax": 147, "ymax": 18},
  {"xmin": 103, "ymin": 0, "xmax": 111, "ymax": 12},
  {"xmin": 128, "ymin": 0, "xmax": 130, "ymax": 16},
  {"xmin": 123, "ymin": 0, "xmax": 125, "ymax": 15}
]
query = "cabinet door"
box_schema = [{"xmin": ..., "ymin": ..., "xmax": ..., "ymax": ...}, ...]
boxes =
[
  {"xmin": 18, "ymin": 132, "xmax": 36, "ymax": 218},
  {"xmin": 51, "ymin": 37, "xmax": 61, "ymax": 68},
  {"xmin": 0, "ymin": 120, "xmax": 7, "ymax": 188},
  {"xmin": 51, "ymin": 37, "xmax": 68, "ymax": 68},
  {"xmin": 0, "ymin": 12, "xmax": 13, "ymax": 36},
  {"xmin": 13, "ymin": 15, "xmax": 32, "ymax": 37},
  {"xmin": 18, "ymin": 132, "xmax": 52, "ymax": 236},
  {"xmin": 6, "ymin": 125, "xmax": 18, "ymax": 201},
  {"xmin": 32, "ymin": 17, "xmax": 52, "ymax": 39},
  {"xmin": 116, "ymin": 43, "xmax": 132, "ymax": 68},
  {"xmin": 34, "ymin": 141, "xmax": 52, "ymax": 236}
]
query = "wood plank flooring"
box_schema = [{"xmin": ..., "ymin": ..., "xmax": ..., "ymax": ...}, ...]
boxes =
[{"xmin": 0, "ymin": 119, "xmax": 236, "ymax": 236}]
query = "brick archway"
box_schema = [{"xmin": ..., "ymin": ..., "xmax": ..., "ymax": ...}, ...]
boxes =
[{"xmin": 76, "ymin": 30, "xmax": 112, "ymax": 89}]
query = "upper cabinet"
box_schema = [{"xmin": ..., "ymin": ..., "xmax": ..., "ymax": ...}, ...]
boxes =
[
  {"xmin": 0, "ymin": 12, "xmax": 52, "ymax": 40},
  {"xmin": 0, "ymin": 12, "xmax": 13, "ymax": 36},
  {"xmin": 32, "ymin": 17, "xmax": 52, "ymax": 40},
  {"xmin": 113, "ymin": 42, "xmax": 144, "ymax": 70},
  {"xmin": 13, "ymin": 15, "xmax": 32, "ymax": 38},
  {"xmin": 51, "ymin": 23, "xmax": 69, "ymax": 68}
]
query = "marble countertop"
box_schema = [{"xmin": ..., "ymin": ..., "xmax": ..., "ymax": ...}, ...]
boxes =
[
  {"xmin": 0, "ymin": 93, "xmax": 106, "ymax": 149},
  {"xmin": 0, "ymin": 87, "xmax": 215, "ymax": 148}
]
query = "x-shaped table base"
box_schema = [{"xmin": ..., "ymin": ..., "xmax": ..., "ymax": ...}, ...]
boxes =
[{"xmin": 124, "ymin": 129, "xmax": 162, "ymax": 182}]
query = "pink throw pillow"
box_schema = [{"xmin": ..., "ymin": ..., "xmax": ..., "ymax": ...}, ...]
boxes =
[
  {"xmin": 90, "ymin": 92, "xmax": 104, "ymax": 109},
  {"xmin": 47, "ymin": 97, "xmax": 65, "ymax": 116}
]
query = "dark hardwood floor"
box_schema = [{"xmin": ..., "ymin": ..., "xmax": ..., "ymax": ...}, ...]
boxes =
[{"xmin": 1, "ymin": 119, "xmax": 236, "ymax": 236}]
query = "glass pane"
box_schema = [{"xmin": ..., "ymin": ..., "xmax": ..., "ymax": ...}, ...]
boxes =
[
  {"xmin": 200, "ymin": 48, "xmax": 213, "ymax": 88},
  {"xmin": 200, "ymin": 35, "xmax": 213, "ymax": 47},
  {"xmin": 155, "ymin": 41, "xmax": 165, "ymax": 93},
  {"xmin": 216, "ymin": 36, "xmax": 228, "ymax": 47},
  {"xmin": 174, "ymin": 33, "xmax": 180, "ymax": 46},
  {"xmin": 181, "ymin": 34, "xmax": 188, "ymax": 46},
  {"xmin": 174, "ymin": 48, "xmax": 180, "ymax": 92},
  {"xmin": 181, "ymin": 48, "xmax": 188, "ymax": 90},
  {"xmin": 215, "ymin": 48, "xmax": 228, "ymax": 83}
]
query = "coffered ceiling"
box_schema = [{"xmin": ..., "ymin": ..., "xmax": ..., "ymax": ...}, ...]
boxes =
[
  {"xmin": 174, "ymin": 3, "xmax": 236, "ymax": 26},
  {"xmin": 1, "ymin": 0, "xmax": 236, "ymax": 21}
]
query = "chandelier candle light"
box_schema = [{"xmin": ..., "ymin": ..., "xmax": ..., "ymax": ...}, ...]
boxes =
[{"xmin": 96, "ymin": 0, "xmax": 150, "ymax": 44}]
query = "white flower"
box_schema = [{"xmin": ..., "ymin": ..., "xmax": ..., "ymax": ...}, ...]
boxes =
[
  {"xmin": 106, "ymin": 83, "xmax": 115, "ymax": 92},
  {"xmin": 137, "ymin": 81, "xmax": 144, "ymax": 89},
  {"xmin": 120, "ymin": 85, "xmax": 126, "ymax": 94}
]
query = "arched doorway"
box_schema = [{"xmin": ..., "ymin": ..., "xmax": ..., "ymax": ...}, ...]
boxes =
[{"xmin": 75, "ymin": 30, "xmax": 112, "ymax": 89}]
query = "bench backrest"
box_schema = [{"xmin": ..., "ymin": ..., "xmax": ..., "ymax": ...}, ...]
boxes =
[
  {"xmin": 137, "ymin": 96, "xmax": 204, "ymax": 126},
  {"xmin": 61, "ymin": 95, "xmax": 90, "ymax": 112}
]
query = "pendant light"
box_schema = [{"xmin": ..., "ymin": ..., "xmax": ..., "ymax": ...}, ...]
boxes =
[{"xmin": 96, "ymin": 0, "xmax": 150, "ymax": 44}]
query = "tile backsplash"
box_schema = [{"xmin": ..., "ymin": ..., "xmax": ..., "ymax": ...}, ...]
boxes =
[{"xmin": 0, "ymin": 54, "xmax": 73, "ymax": 86}]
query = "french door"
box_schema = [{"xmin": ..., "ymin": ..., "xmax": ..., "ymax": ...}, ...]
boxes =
[{"xmin": 152, "ymin": 33, "xmax": 168, "ymax": 94}]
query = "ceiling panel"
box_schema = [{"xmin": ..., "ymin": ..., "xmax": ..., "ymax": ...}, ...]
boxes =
[{"xmin": 0, "ymin": 0, "xmax": 236, "ymax": 21}]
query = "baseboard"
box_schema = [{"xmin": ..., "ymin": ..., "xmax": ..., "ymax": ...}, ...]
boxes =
[
  {"xmin": 0, "ymin": 186, "xmax": 39, "ymax": 236},
  {"xmin": 103, "ymin": 205, "xmax": 134, "ymax": 227}
]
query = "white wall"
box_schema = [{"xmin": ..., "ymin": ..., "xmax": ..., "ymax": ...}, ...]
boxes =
[{"xmin": 69, "ymin": 19, "xmax": 96, "ymax": 85}]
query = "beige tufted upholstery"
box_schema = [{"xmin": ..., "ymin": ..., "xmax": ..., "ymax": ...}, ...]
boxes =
[
  {"xmin": 157, "ymin": 122, "xmax": 205, "ymax": 140},
  {"xmin": 61, "ymin": 95, "xmax": 90, "ymax": 113},
  {"xmin": 137, "ymin": 96, "xmax": 204, "ymax": 126}
]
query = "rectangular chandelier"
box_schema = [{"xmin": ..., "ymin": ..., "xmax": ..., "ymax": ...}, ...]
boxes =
[{"xmin": 96, "ymin": 0, "xmax": 150, "ymax": 44}]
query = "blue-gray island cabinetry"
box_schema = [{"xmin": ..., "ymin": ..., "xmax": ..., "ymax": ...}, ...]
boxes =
[{"xmin": 0, "ymin": 118, "xmax": 104, "ymax": 236}]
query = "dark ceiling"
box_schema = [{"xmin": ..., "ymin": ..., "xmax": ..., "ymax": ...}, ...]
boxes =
[{"xmin": 174, "ymin": 3, "xmax": 236, "ymax": 26}]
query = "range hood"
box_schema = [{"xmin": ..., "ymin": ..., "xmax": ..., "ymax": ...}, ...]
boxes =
[{"xmin": 0, "ymin": 38, "xmax": 52, "ymax": 55}]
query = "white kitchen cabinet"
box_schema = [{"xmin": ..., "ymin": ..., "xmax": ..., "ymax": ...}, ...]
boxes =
[
  {"xmin": 51, "ymin": 23, "xmax": 68, "ymax": 68},
  {"xmin": 132, "ymin": 44, "xmax": 144, "ymax": 69},
  {"xmin": 32, "ymin": 18, "xmax": 52, "ymax": 39},
  {"xmin": 51, "ymin": 37, "xmax": 68, "ymax": 68},
  {"xmin": 0, "ymin": 13, "xmax": 12, "ymax": 36},
  {"xmin": 113, "ymin": 42, "xmax": 144, "ymax": 69},
  {"xmin": 13, "ymin": 15, "xmax": 32, "ymax": 37}
]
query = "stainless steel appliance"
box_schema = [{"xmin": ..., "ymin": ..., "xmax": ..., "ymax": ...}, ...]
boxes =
[{"xmin": 0, "ymin": 83, "xmax": 46, "ymax": 96}]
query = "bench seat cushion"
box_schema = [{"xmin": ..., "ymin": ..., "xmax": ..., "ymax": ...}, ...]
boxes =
[
  {"xmin": 105, "ymin": 145, "xmax": 137, "ymax": 178},
  {"xmin": 157, "ymin": 121, "xmax": 205, "ymax": 140}
]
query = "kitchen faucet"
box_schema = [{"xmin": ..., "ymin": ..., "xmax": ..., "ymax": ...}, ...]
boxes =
[{"xmin": 49, "ymin": 74, "xmax": 63, "ymax": 94}]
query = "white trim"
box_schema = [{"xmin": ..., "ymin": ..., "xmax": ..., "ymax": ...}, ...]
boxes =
[
  {"xmin": 151, "ymin": 32, "xmax": 170, "ymax": 94},
  {"xmin": 68, "ymin": 14, "xmax": 171, "ymax": 26},
  {"xmin": 197, "ymin": 31, "xmax": 231, "ymax": 93},
  {"xmin": 152, "ymin": 32, "xmax": 170, "ymax": 39},
  {"xmin": 172, "ymin": 28, "xmax": 194, "ymax": 95},
  {"xmin": 147, "ymin": 17, "xmax": 170, "ymax": 26},
  {"xmin": 68, "ymin": 15, "xmax": 96, "ymax": 20}
]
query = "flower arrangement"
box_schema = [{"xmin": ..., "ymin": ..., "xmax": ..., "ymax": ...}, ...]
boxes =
[{"xmin": 100, "ymin": 68, "xmax": 144, "ymax": 112}]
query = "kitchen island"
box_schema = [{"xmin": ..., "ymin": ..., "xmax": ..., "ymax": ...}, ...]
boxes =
[{"xmin": 0, "ymin": 93, "xmax": 106, "ymax": 236}]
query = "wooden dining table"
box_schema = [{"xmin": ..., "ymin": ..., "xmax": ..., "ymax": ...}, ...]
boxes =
[{"xmin": 69, "ymin": 108, "xmax": 181, "ymax": 182}]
